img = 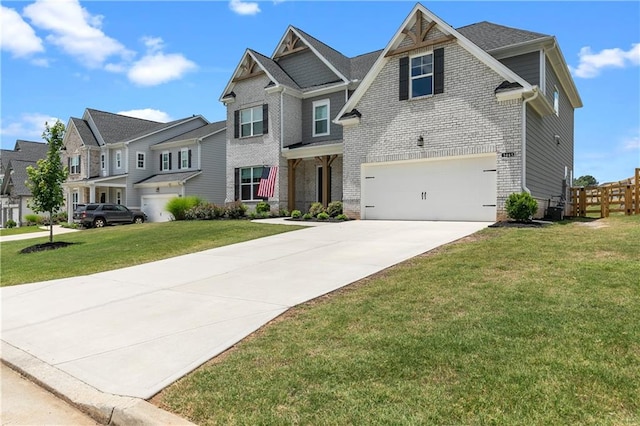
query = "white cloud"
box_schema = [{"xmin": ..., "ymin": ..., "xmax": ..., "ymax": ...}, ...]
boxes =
[
  {"xmin": 229, "ymin": 0, "xmax": 261, "ymax": 16},
  {"xmin": 127, "ymin": 37, "xmax": 197, "ymax": 86},
  {"xmin": 0, "ymin": 5, "xmax": 44, "ymax": 57},
  {"xmin": 116, "ymin": 109, "xmax": 172, "ymax": 122},
  {"xmin": 23, "ymin": 0, "xmax": 133, "ymax": 68},
  {"xmin": 622, "ymin": 133, "xmax": 640, "ymax": 152},
  {"xmin": 0, "ymin": 113, "xmax": 61, "ymax": 141},
  {"xmin": 572, "ymin": 43, "xmax": 640, "ymax": 78}
]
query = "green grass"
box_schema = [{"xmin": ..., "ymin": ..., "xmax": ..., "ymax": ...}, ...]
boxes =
[
  {"xmin": 155, "ymin": 216, "xmax": 640, "ymax": 425},
  {"xmin": 0, "ymin": 226, "xmax": 44, "ymax": 236},
  {"xmin": 0, "ymin": 221, "xmax": 302, "ymax": 287}
]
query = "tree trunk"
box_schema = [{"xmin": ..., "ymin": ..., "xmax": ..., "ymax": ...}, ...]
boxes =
[{"xmin": 49, "ymin": 211, "xmax": 53, "ymax": 243}]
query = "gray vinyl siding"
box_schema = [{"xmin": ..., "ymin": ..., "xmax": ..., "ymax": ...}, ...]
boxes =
[
  {"xmin": 184, "ymin": 131, "xmax": 227, "ymax": 204},
  {"xmin": 499, "ymin": 51, "xmax": 540, "ymax": 86},
  {"xmin": 301, "ymin": 91, "xmax": 345, "ymax": 144},
  {"xmin": 276, "ymin": 50, "xmax": 340, "ymax": 88},
  {"xmin": 525, "ymin": 62, "xmax": 574, "ymax": 203},
  {"xmin": 282, "ymin": 93, "xmax": 302, "ymax": 148}
]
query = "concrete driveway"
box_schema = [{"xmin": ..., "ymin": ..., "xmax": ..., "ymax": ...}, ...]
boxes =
[{"xmin": 1, "ymin": 220, "xmax": 488, "ymax": 402}]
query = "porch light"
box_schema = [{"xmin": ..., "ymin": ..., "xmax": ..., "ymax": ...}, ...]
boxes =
[{"xmin": 417, "ymin": 135, "xmax": 424, "ymax": 147}]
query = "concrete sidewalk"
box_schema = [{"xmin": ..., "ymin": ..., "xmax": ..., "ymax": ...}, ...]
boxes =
[
  {"xmin": 0, "ymin": 225, "xmax": 79, "ymax": 242},
  {"xmin": 1, "ymin": 220, "xmax": 488, "ymax": 423}
]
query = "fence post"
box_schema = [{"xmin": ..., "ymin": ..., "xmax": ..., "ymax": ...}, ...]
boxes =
[
  {"xmin": 636, "ymin": 168, "xmax": 640, "ymax": 215},
  {"xmin": 625, "ymin": 185, "xmax": 632, "ymax": 215},
  {"xmin": 579, "ymin": 187, "xmax": 586, "ymax": 217},
  {"xmin": 601, "ymin": 187, "xmax": 609, "ymax": 218}
]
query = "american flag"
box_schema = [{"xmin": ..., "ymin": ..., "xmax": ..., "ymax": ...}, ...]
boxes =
[{"xmin": 257, "ymin": 166, "xmax": 278, "ymax": 198}]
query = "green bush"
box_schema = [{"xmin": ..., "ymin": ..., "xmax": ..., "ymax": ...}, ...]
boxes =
[
  {"xmin": 302, "ymin": 213, "xmax": 312, "ymax": 220},
  {"xmin": 291, "ymin": 210, "xmax": 302, "ymax": 219},
  {"xmin": 309, "ymin": 202, "xmax": 324, "ymax": 218},
  {"xmin": 336, "ymin": 214, "xmax": 348, "ymax": 221},
  {"xmin": 185, "ymin": 203, "xmax": 224, "ymax": 220},
  {"xmin": 24, "ymin": 214, "xmax": 43, "ymax": 226},
  {"xmin": 53, "ymin": 211, "xmax": 68, "ymax": 224},
  {"xmin": 166, "ymin": 196, "xmax": 202, "ymax": 221},
  {"xmin": 255, "ymin": 201, "xmax": 270, "ymax": 214},
  {"xmin": 278, "ymin": 208, "xmax": 290, "ymax": 218},
  {"xmin": 5, "ymin": 219, "xmax": 16, "ymax": 228},
  {"xmin": 317, "ymin": 212, "xmax": 330, "ymax": 221},
  {"xmin": 225, "ymin": 201, "xmax": 248, "ymax": 219},
  {"xmin": 326, "ymin": 201, "xmax": 343, "ymax": 217},
  {"xmin": 505, "ymin": 192, "xmax": 538, "ymax": 222}
]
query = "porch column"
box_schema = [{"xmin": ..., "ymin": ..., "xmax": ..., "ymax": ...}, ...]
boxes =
[
  {"xmin": 288, "ymin": 159, "xmax": 302, "ymax": 212},
  {"xmin": 316, "ymin": 155, "xmax": 338, "ymax": 208},
  {"xmin": 89, "ymin": 184, "xmax": 96, "ymax": 203}
]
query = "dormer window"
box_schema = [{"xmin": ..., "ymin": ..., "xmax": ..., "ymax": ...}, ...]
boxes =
[{"xmin": 313, "ymin": 99, "xmax": 330, "ymax": 137}]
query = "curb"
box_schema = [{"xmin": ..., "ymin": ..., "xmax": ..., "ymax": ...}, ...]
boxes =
[{"xmin": 1, "ymin": 341, "xmax": 194, "ymax": 425}]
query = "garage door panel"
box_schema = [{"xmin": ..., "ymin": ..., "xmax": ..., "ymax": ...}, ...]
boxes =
[
  {"xmin": 362, "ymin": 156, "xmax": 496, "ymax": 221},
  {"xmin": 141, "ymin": 195, "xmax": 178, "ymax": 222}
]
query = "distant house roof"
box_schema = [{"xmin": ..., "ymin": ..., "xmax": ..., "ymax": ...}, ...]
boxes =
[
  {"xmin": 457, "ymin": 21, "xmax": 550, "ymax": 52},
  {"xmin": 70, "ymin": 117, "xmax": 100, "ymax": 148},
  {"xmin": 3, "ymin": 159, "xmax": 38, "ymax": 196},
  {"xmin": 1, "ymin": 140, "xmax": 47, "ymax": 176},
  {"xmin": 84, "ymin": 109, "xmax": 166, "ymax": 145},
  {"xmin": 153, "ymin": 121, "xmax": 226, "ymax": 146}
]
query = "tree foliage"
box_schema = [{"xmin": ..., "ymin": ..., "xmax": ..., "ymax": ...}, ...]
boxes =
[
  {"xmin": 573, "ymin": 175, "xmax": 598, "ymax": 187},
  {"xmin": 26, "ymin": 121, "xmax": 68, "ymax": 243}
]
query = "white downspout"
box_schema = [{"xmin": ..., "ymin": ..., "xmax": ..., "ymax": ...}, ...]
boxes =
[
  {"xmin": 521, "ymin": 88, "xmax": 539, "ymax": 194},
  {"xmin": 280, "ymin": 90, "xmax": 285, "ymax": 151}
]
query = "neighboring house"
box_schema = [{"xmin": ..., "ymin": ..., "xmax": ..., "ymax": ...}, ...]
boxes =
[
  {"xmin": 0, "ymin": 140, "xmax": 49, "ymax": 226},
  {"xmin": 221, "ymin": 3, "xmax": 581, "ymax": 221},
  {"xmin": 61, "ymin": 108, "xmax": 226, "ymax": 222}
]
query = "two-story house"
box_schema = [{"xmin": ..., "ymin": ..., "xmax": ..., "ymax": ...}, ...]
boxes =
[
  {"xmin": 0, "ymin": 140, "xmax": 49, "ymax": 226},
  {"xmin": 222, "ymin": 3, "xmax": 581, "ymax": 221},
  {"xmin": 62, "ymin": 108, "xmax": 226, "ymax": 222}
]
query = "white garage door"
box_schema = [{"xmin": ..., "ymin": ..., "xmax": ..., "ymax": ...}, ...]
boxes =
[
  {"xmin": 362, "ymin": 155, "xmax": 496, "ymax": 221},
  {"xmin": 141, "ymin": 195, "xmax": 178, "ymax": 222}
]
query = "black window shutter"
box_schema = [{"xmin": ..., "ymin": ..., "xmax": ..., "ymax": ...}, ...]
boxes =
[
  {"xmin": 262, "ymin": 104, "xmax": 269, "ymax": 134},
  {"xmin": 188, "ymin": 150, "xmax": 192, "ymax": 168},
  {"xmin": 434, "ymin": 48, "xmax": 444, "ymax": 95},
  {"xmin": 78, "ymin": 156, "xmax": 81, "ymax": 173},
  {"xmin": 234, "ymin": 168, "xmax": 240, "ymax": 201},
  {"xmin": 169, "ymin": 152, "xmax": 172, "ymax": 170},
  {"xmin": 399, "ymin": 57, "xmax": 409, "ymax": 101},
  {"xmin": 234, "ymin": 110, "xmax": 240, "ymax": 139},
  {"xmin": 68, "ymin": 157, "xmax": 71, "ymax": 169},
  {"xmin": 178, "ymin": 151, "xmax": 182, "ymax": 169}
]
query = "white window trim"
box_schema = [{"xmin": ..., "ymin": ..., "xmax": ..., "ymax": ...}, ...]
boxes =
[
  {"xmin": 553, "ymin": 87, "xmax": 560, "ymax": 116},
  {"xmin": 116, "ymin": 190, "xmax": 122, "ymax": 205},
  {"xmin": 115, "ymin": 150, "xmax": 122, "ymax": 169},
  {"xmin": 240, "ymin": 166, "xmax": 263, "ymax": 202},
  {"xmin": 180, "ymin": 148, "xmax": 189, "ymax": 169},
  {"xmin": 70, "ymin": 155, "xmax": 80, "ymax": 174},
  {"xmin": 72, "ymin": 191, "xmax": 79, "ymax": 210},
  {"xmin": 100, "ymin": 153, "xmax": 106, "ymax": 170},
  {"xmin": 240, "ymin": 106, "xmax": 263, "ymax": 138},
  {"xmin": 161, "ymin": 151, "xmax": 170, "ymax": 171},
  {"xmin": 410, "ymin": 52, "xmax": 434, "ymax": 99},
  {"xmin": 136, "ymin": 152, "xmax": 146, "ymax": 170},
  {"xmin": 312, "ymin": 99, "xmax": 330, "ymax": 137}
]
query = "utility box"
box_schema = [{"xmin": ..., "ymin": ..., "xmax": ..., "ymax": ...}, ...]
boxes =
[{"xmin": 545, "ymin": 206, "xmax": 564, "ymax": 221}]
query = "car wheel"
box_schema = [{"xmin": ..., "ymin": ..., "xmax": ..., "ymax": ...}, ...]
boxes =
[
  {"xmin": 93, "ymin": 218, "xmax": 106, "ymax": 228},
  {"xmin": 134, "ymin": 216, "xmax": 144, "ymax": 224}
]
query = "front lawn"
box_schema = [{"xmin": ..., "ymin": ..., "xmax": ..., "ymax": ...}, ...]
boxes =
[
  {"xmin": 155, "ymin": 216, "xmax": 640, "ymax": 425},
  {"xmin": 0, "ymin": 221, "xmax": 302, "ymax": 287},
  {"xmin": 0, "ymin": 226, "xmax": 43, "ymax": 237}
]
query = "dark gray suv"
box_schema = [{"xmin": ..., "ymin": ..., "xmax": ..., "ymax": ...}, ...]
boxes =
[{"xmin": 73, "ymin": 203, "xmax": 147, "ymax": 228}]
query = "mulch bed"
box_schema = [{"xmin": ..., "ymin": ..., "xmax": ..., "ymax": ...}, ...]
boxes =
[
  {"xmin": 488, "ymin": 220, "xmax": 551, "ymax": 228},
  {"xmin": 20, "ymin": 242, "xmax": 76, "ymax": 254}
]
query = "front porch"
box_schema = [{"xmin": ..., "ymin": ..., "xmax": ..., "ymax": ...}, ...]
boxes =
[
  {"xmin": 63, "ymin": 175, "xmax": 127, "ymax": 219},
  {"xmin": 282, "ymin": 142, "xmax": 343, "ymax": 213}
]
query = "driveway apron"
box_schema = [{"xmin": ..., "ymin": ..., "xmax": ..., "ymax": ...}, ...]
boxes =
[{"xmin": 1, "ymin": 220, "xmax": 489, "ymax": 399}]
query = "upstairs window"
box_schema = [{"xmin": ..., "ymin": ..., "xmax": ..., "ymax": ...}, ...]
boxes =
[
  {"xmin": 179, "ymin": 148, "xmax": 191, "ymax": 169},
  {"xmin": 100, "ymin": 154, "xmax": 105, "ymax": 170},
  {"xmin": 553, "ymin": 88, "xmax": 560, "ymax": 116},
  {"xmin": 313, "ymin": 99, "xmax": 330, "ymax": 137},
  {"xmin": 137, "ymin": 152, "xmax": 146, "ymax": 170},
  {"xmin": 411, "ymin": 53, "xmax": 433, "ymax": 98},
  {"xmin": 161, "ymin": 151, "xmax": 171, "ymax": 171},
  {"xmin": 115, "ymin": 150, "xmax": 122, "ymax": 169},
  {"xmin": 69, "ymin": 155, "xmax": 81, "ymax": 174},
  {"xmin": 234, "ymin": 104, "xmax": 268, "ymax": 138}
]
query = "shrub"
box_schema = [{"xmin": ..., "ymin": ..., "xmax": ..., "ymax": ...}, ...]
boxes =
[
  {"xmin": 185, "ymin": 203, "xmax": 224, "ymax": 220},
  {"xmin": 505, "ymin": 192, "xmax": 538, "ymax": 222},
  {"xmin": 309, "ymin": 202, "xmax": 324, "ymax": 218},
  {"xmin": 278, "ymin": 208, "xmax": 290, "ymax": 217},
  {"xmin": 317, "ymin": 212, "xmax": 330, "ymax": 221},
  {"xmin": 291, "ymin": 210, "xmax": 302, "ymax": 219},
  {"xmin": 166, "ymin": 196, "xmax": 202, "ymax": 221},
  {"xmin": 53, "ymin": 211, "xmax": 68, "ymax": 224},
  {"xmin": 5, "ymin": 219, "xmax": 16, "ymax": 228},
  {"xmin": 255, "ymin": 201, "xmax": 270, "ymax": 214},
  {"xmin": 326, "ymin": 201, "xmax": 343, "ymax": 217},
  {"xmin": 24, "ymin": 214, "xmax": 41, "ymax": 226},
  {"xmin": 225, "ymin": 201, "xmax": 248, "ymax": 219},
  {"xmin": 336, "ymin": 214, "xmax": 349, "ymax": 221},
  {"xmin": 302, "ymin": 213, "xmax": 312, "ymax": 220}
]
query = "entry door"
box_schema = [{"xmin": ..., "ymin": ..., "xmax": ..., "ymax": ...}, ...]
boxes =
[{"xmin": 317, "ymin": 166, "xmax": 332, "ymax": 204}]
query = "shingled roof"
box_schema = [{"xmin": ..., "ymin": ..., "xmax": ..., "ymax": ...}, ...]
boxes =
[
  {"xmin": 154, "ymin": 120, "xmax": 226, "ymax": 146},
  {"xmin": 70, "ymin": 117, "xmax": 100, "ymax": 148},
  {"xmin": 84, "ymin": 109, "xmax": 166, "ymax": 145},
  {"xmin": 1, "ymin": 140, "xmax": 47, "ymax": 172},
  {"xmin": 3, "ymin": 159, "xmax": 38, "ymax": 196},
  {"xmin": 457, "ymin": 21, "xmax": 550, "ymax": 52}
]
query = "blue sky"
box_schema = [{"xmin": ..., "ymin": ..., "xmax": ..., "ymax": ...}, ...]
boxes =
[{"xmin": 1, "ymin": 1, "xmax": 638, "ymax": 183}]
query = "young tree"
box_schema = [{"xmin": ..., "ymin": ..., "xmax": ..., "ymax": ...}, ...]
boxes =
[{"xmin": 26, "ymin": 121, "xmax": 68, "ymax": 243}]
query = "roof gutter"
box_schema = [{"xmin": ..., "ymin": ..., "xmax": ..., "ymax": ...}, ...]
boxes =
[{"xmin": 521, "ymin": 88, "xmax": 540, "ymax": 194}]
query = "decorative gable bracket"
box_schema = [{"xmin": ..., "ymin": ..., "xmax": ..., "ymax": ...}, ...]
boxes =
[{"xmin": 386, "ymin": 10, "xmax": 455, "ymax": 58}]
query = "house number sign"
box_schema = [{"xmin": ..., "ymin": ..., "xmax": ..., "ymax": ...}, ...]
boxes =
[{"xmin": 501, "ymin": 152, "xmax": 516, "ymax": 158}]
